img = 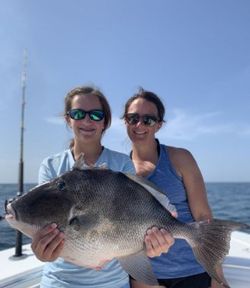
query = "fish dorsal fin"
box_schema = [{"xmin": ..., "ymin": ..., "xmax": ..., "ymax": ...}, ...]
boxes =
[
  {"xmin": 73, "ymin": 153, "xmax": 92, "ymax": 170},
  {"xmin": 125, "ymin": 173, "xmax": 177, "ymax": 216},
  {"xmin": 98, "ymin": 162, "xmax": 108, "ymax": 169},
  {"xmin": 73, "ymin": 153, "xmax": 108, "ymax": 170}
]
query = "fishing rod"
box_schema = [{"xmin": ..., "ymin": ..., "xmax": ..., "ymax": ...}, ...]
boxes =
[
  {"xmin": 14, "ymin": 50, "xmax": 28, "ymax": 257},
  {"xmin": 2, "ymin": 52, "xmax": 28, "ymax": 247},
  {"xmin": 2, "ymin": 51, "xmax": 28, "ymax": 257},
  {"xmin": 1, "ymin": 52, "xmax": 28, "ymax": 240}
]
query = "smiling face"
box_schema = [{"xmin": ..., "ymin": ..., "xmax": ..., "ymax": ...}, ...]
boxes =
[
  {"xmin": 125, "ymin": 98, "xmax": 162, "ymax": 144},
  {"xmin": 66, "ymin": 94, "xmax": 105, "ymax": 144}
]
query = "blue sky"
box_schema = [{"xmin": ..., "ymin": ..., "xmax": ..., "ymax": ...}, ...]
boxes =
[{"xmin": 0, "ymin": 0, "xmax": 250, "ymax": 183}]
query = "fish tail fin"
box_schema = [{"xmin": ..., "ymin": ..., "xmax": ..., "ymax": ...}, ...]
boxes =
[{"xmin": 186, "ymin": 219, "xmax": 248, "ymax": 288}]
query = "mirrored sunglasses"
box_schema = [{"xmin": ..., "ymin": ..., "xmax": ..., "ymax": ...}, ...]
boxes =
[
  {"xmin": 67, "ymin": 109, "xmax": 105, "ymax": 121},
  {"xmin": 125, "ymin": 113, "xmax": 159, "ymax": 127}
]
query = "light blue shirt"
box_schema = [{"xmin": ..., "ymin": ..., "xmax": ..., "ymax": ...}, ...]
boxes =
[{"xmin": 38, "ymin": 148, "xmax": 135, "ymax": 288}]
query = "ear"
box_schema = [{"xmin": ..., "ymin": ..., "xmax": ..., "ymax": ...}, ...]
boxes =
[
  {"xmin": 124, "ymin": 119, "xmax": 129, "ymax": 127},
  {"xmin": 155, "ymin": 121, "xmax": 162, "ymax": 132},
  {"xmin": 65, "ymin": 115, "xmax": 72, "ymax": 128}
]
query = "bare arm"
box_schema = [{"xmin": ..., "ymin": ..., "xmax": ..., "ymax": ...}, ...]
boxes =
[
  {"xmin": 169, "ymin": 147, "xmax": 212, "ymax": 221},
  {"xmin": 169, "ymin": 147, "xmax": 228, "ymax": 287}
]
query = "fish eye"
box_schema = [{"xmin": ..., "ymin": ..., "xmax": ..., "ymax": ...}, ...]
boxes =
[{"xmin": 57, "ymin": 181, "xmax": 66, "ymax": 191}]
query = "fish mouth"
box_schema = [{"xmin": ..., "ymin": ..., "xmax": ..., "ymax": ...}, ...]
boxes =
[{"xmin": 4, "ymin": 202, "xmax": 17, "ymax": 221}]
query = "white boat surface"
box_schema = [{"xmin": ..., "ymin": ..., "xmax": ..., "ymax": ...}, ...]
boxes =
[
  {"xmin": 0, "ymin": 243, "xmax": 42, "ymax": 288},
  {"xmin": 0, "ymin": 231, "xmax": 249, "ymax": 288}
]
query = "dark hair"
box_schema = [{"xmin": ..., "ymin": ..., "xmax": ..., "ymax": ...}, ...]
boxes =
[
  {"xmin": 65, "ymin": 85, "xmax": 112, "ymax": 148},
  {"xmin": 122, "ymin": 87, "xmax": 165, "ymax": 122}
]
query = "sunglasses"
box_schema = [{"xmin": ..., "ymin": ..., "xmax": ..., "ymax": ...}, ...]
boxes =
[
  {"xmin": 125, "ymin": 113, "xmax": 159, "ymax": 127},
  {"xmin": 67, "ymin": 109, "xmax": 105, "ymax": 121}
]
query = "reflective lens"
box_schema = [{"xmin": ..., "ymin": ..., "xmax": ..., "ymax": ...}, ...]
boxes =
[
  {"xmin": 67, "ymin": 109, "xmax": 104, "ymax": 121},
  {"xmin": 125, "ymin": 113, "xmax": 158, "ymax": 126}
]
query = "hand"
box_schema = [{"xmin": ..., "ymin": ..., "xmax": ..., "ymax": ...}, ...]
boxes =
[
  {"xmin": 145, "ymin": 227, "xmax": 174, "ymax": 257},
  {"xmin": 31, "ymin": 223, "xmax": 65, "ymax": 262}
]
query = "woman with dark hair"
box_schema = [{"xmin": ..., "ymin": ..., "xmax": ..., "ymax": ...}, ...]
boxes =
[{"xmin": 122, "ymin": 88, "xmax": 228, "ymax": 288}]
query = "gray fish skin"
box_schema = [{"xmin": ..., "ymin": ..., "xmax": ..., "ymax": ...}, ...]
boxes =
[{"xmin": 5, "ymin": 165, "xmax": 249, "ymax": 287}]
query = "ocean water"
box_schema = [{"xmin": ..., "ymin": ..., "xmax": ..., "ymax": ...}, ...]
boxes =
[
  {"xmin": 0, "ymin": 183, "xmax": 35, "ymax": 251},
  {"xmin": 0, "ymin": 182, "xmax": 250, "ymax": 251}
]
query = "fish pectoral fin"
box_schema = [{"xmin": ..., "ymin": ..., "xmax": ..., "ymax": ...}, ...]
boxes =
[{"xmin": 117, "ymin": 251, "xmax": 158, "ymax": 286}]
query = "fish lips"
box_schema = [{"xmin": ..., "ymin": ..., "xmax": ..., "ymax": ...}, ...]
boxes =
[{"xmin": 5, "ymin": 203, "xmax": 17, "ymax": 221}]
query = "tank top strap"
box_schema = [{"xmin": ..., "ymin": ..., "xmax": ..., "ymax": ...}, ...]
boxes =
[
  {"xmin": 154, "ymin": 139, "xmax": 171, "ymax": 172},
  {"xmin": 150, "ymin": 140, "xmax": 182, "ymax": 182}
]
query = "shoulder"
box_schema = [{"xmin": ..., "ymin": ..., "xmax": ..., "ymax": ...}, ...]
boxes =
[
  {"xmin": 104, "ymin": 148, "xmax": 131, "ymax": 160},
  {"xmin": 38, "ymin": 149, "xmax": 71, "ymax": 184},
  {"xmin": 41, "ymin": 149, "xmax": 70, "ymax": 168},
  {"xmin": 166, "ymin": 146, "xmax": 197, "ymax": 175},
  {"xmin": 167, "ymin": 146, "xmax": 194, "ymax": 161},
  {"xmin": 103, "ymin": 148, "xmax": 135, "ymax": 174}
]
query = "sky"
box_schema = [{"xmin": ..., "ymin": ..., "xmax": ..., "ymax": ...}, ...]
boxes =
[{"xmin": 0, "ymin": 0, "xmax": 250, "ymax": 183}]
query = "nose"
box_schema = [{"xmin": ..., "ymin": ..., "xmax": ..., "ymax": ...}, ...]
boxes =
[
  {"xmin": 82, "ymin": 113, "xmax": 92, "ymax": 123},
  {"xmin": 135, "ymin": 119, "xmax": 144, "ymax": 127}
]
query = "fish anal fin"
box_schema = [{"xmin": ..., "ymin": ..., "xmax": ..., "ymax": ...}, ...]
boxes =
[{"xmin": 117, "ymin": 250, "xmax": 158, "ymax": 286}]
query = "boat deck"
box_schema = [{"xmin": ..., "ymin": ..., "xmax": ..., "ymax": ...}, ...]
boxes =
[
  {"xmin": 0, "ymin": 231, "xmax": 250, "ymax": 288},
  {"xmin": 223, "ymin": 231, "xmax": 250, "ymax": 288},
  {"xmin": 0, "ymin": 244, "xmax": 43, "ymax": 288}
]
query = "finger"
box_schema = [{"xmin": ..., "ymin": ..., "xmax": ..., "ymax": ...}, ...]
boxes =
[
  {"xmin": 159, "ymin": 229, "xmax": 175, "ymax": 247},
  {"xmin": 144, "ymin": 234, "xmax": 155, "ymax": 258},
  {"xmin": 150, "ymin": 227, "xmax": 174, "ymax": 245},
  {"xmin": 32, "ymin": 230, "xmax": 65, "ymax": 261},
  {"xmin": 32, "ymin": 223, "xmax": 58, "ymax": 243},
  {"xmin": 32, "ymin": 226, "xmax": 60, "ymax": 252},
  {"xmin": 42, "ymin": 232, "xmax": 65, "ymax": 260},
  {"xmin": 51, "ymin": 238, "xmax": 65, "ymax": 258},
  {"xmin": 145, "ymin": 228, "xmax": 163, "ymax": 257},
  {"xmin": 146, "ymin": 227, "xmax": 174, "ymax": 256},
  {"xmin": 32, "ymin": 224, "xmax": 64, "ymax": 253},
  {"xmin": 147, "ymin": 227, "xmax": 161, "ymax": 247}
]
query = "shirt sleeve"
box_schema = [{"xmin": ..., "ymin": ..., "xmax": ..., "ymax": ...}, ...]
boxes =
[{"xmin": 38, "ymin": 158, "xmax": 57, "ymax": 184}]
